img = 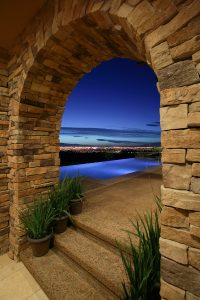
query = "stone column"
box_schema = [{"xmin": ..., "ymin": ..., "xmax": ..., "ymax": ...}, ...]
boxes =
[
  {"xmin": 159, "ymin": 64, "xmax": 200, "ymax": 299},
  {"xmin": 0, "ymin": 48, "xmax": 10, "ymax": 255}
]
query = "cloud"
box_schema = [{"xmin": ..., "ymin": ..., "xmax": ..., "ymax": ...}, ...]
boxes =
[
  {"xmin": 60, "ymin": 126, "xmax": 160, "ymax": 138},
  {"xmin": 96, "ymin": 138, "xmax": 141, "ymax": 145},
  {"xmin": 146, "ymin": 121, "xmax": 160, "ymax": 127}
]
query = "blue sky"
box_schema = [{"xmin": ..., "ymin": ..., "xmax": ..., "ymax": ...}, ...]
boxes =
[{"xmin": 60, "ymin": 58, "xmax": 160, "ymax": 146}]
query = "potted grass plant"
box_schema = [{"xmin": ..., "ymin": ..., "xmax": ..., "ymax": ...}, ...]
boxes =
[
  {"xmin": 68, "ymin": 176, "xmax": 84, "ymax": 215},
  {"xmin": 19, "ymin": 197, "xmax": 55, "ymax": 257},
  {"xmin": 49, "ymin": 178, "xmax": 71, "ymax": 234}
]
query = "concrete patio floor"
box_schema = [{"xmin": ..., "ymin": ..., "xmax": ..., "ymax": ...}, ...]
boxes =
[{"xmin": 75, "ymin": 166, "xmax": 162, "ymax": 247}]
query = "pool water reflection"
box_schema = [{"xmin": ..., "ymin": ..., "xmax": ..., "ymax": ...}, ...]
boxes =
[{"xmin": 60, "ymin": 158, "xmax": 160, "ymax": 180}]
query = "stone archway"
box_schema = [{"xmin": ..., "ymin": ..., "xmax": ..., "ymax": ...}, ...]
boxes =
[{"xmin": 0, "ymin": 0, "xmax": 200, "ymax": 298}]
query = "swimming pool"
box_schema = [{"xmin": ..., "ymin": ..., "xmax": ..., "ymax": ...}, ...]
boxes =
[{"xmin": 60, "ymin": 158, "xmax": 160, "ymax": 180}]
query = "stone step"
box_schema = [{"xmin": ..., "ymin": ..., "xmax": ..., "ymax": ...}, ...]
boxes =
[
  {"xmin": 54, "ymin": 227, "xmax": 126, "ymax": 299},
  {"xmin": 21, "ymin": 247, "xmax": 118, "ymax": 300},
  {"xmin": 73, "ymin": 218, "xmax": 130, "ymax": 251}
]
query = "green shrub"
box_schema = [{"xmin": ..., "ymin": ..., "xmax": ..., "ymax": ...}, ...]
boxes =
[
  {"xmin": 118, "ymin": 198, "xmax": 162, "ymax": 300},
  {"xmin": 48, "ymin": 178, "xmax": 71, "ymax": 218},
  {"xmin": 67, "ymin": 176, "xmax": 83, "ymax": 200},
  {"xmin": 19, "ymin": 197, "xmax": 55, "ymax": 239}
]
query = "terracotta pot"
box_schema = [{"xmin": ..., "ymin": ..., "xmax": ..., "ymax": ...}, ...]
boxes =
[
  {"xmin": 27, "ymin": 232, "xmax": 52, "ymax": 257},
  {"xmin": 70, "ymin": 197, "xmax": 84, "ymax": 215},
  {"xmin": 54, "ymin": 215, "xmax": 68, "ymax": 234}
]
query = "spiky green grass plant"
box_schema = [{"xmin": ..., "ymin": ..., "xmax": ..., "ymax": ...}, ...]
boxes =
[
  {"xmin": 118, "ymin": 198, "xmax": 162, "ymax": 300},
  {"xmin": 67, "ymin": 176, "xmax": 83, "ymax": 200},
  {"xmin": 19, "ymin": 197, "xmax": 55, "ymax": 239},
  {"xmin": 48, "ymin": 177, "xmax": 71, "ymax": 218}
]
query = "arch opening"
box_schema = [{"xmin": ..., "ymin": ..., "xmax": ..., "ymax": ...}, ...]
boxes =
[{"xmin": 59, "ymin": 57, "xmax": 161, "ymax": 180}]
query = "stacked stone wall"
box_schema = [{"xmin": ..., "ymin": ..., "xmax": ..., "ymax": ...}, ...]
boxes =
[
  {"xmin": 0, "ymin": 0, "xmax": 199, "ymax": 299},
  {"xmin": 0, "ymin": 48, "xmax": 10, "ymax": 254}
]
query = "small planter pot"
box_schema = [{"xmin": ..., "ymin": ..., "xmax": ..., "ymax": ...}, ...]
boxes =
[
  {"xmin": 70, "ymin": 197, "xmax": 84, "ymax": 215},
  {"xmin": 27, "ymin": 232, "xmax": 52, "ymax": 257},
  {"xmin": 54, "ymin": 215, "xmax": 69, "ymax": 234},
  {"xmin": 152, "ymin": 282, "xmax": 161, "ymax": 300}
]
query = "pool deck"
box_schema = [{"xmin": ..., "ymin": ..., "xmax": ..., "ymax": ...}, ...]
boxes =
[{"xmin": 75, "ymin": 166, "xmax": 162, "ymax": 247}]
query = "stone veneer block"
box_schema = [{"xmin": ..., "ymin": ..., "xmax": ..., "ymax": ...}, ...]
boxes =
[
  {"xmin": 189, "ymin": 102, "xmax": 200, "ymax": 112},
  {"xmin": 188, "ymin": 248, "xmax": 200, "ymax": 271},
  {"xmin": 161, "ymin": 185, "xmax": 200, "ymax": 211},
  {"xmin": 196, "ymin": 63, "xmax": 200, "ymax": 74},
  {"xmin": 192, "ymin": 163, "xmax": 200, "ymax": 177},
  {"xmin": 150, "ymin": 41, "xmax": 173, "ymax": 71},
  {"xmin": 160, "ymin": 206, "xmax": 189, "ymax": 228},
  {"xmin": 127, "ymin": 0, "xmax": 154, "ymax": 30},
  {"xmin": 167, "ymin": 16, "xmax": 200, "ymax": 48},
  {"xmin": 187, "ymin": 149, "xmax": 200, "ymax": 162},
  {"xmin": 160, "ymin": 104, "xmax": 188, "ymax": 130},
  {"xmin": 192, "ymin": 50, "xmax": 200, "ymax": 63},
  {"xmin": 162, "ymin": 164, "xmax": 191, "ymax": 190},
  {"xmin": 157, "ymin": 61, "xmax": 199, "ymax": 90},
  {"xmin": 160, "ymin": 83, "xmax": 200, "ymax": 107},
  {"xmin": 189, "ymin": 212, "xmax": 200, "ymax": 227},
  {"xmin": 160, "ymin": 237, "xmax": 188, "ymax": 265},
  {"xmin": 161, "ymin": 257, "xmax": 200, "ymax": 297},
  {"xmin": 145, "ymin": 0, "xmax": 200, "ymax": 49},
  {"xmin": 160, "ymin": 279, "xmax": 185, "ymax": 300},
  {"xmin": 186, "ymin": 292, "xmax": 200, "ymax": 300},
  {"xmin": 190, "ymin": 225, "xmax": 200, "ymax": 239},
  {"xmin": 188, "ymin": 112, "xmax": 200, "ymax": 127},
  {"xmin": 162, "ymin": 149, "xmax": 186, "ymax": 163},
  {"xmin": 162, "ymin": 129, "xmax": 200, "ymax": 149},
  {"xmin": 191, "ymin": 177, "xmax": 200, "ymax": 194},
  {"xmin": 170, "ymin": 35, "xmax": 200, "ymax": 60},
  {"xmin": 116, "ymin": 3, "xmax": 134, "ymax": 18},
  {"xmin": 161, "ymin": 225, "xmax": 200, "ymax": 249}
]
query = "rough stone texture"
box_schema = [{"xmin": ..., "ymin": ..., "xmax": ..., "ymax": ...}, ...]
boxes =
[
  {"xmin": 193, "ymin": 50, "xmax": 200, "ymax": 63},
  {"xmin": 186, "ymin": 292, "xmax": 200, "ymax": 300},
  {"xmin": 162, "ymin": 164, "xmax": 192, "ymax": 190},
  {"xmin": 162, "ymin": 129, "xmax": 200, "ymax": 149},
  {"xmin": 189, "ymin": 212, "xmax": 200, "ymax": 227},
  {"xmin": 161, "ymin": 185, "xmax": 200, "ymax": 211},
  {"xmin": 170, "ymin": 35, "xmax": 200, "ymax": 60},
  {"xmin": 161, "ymin": 257, "xmax": 200, "ymax": 297},
  {"xmin": 167, "ymin": 16, "xmax": 200, "ymax": 49},
  {"xmin": 190, "ymin": 225, "xmax": 200, "ymax": 239},
  {"xmin": 157, "ymin": 60, "xmax": 199, "ymax": 90},
  {"xmin": 150, "ymin": 42, "xmax": 173, "ymax": 71},
  {"xmin": 162, "ymin": 149, "xmax": 186, "ymax": 163},
  {"xmin": 188, "ymin": 247, "xmax": 200, "ymax": 271},
  {"xmin": 0, "ymin": 0, "xmax": 199, "ymax": 297},
  {"xmin": 192, "ymin": 163, "xmax": 200, "ymax": 177},
  {"xmin": 160, "ymin": 104, "xmax": 188, "ymax": 130},
  {"xmin": 196, "ymin": 63, "xmax": 200, "ymax": 74},
  {"xmin": 161, "ymin": 225, "xmax": 200, "ymax": 249},
  {"xmin": 188, "ymin": 112, "xmax": 200, "ymax": 127},
  {"xmin": 160, "ymin": 279, "xmax": 185, "ymax": 300},
  {"xmin": 0, "ymin": 48, "xmax": 10, "ymax": 255},
  {"xmin": 160, "ymin": 83, "xmax": 200, "ymax": 107},
  {"xmin": 191, "ymin": 177, "xmax": 200, "ymax": 194},
  {"xmin": 189, "ymin": 102, "xmax": 200, "ymax": 112},
  {"xmin": 187, "ymin": 149, "xmax": 200, "ymax": 162},
  {"xmin": 160, "ymin": 206, "xmax": 189, "ymax": 228},
  {"xmin": 160, "ymin": 237, "xmax": 188, "ymax": 264},
  {"xmin": 145, "ymin": 0, "xmax": 200, "ymax": 50}
]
